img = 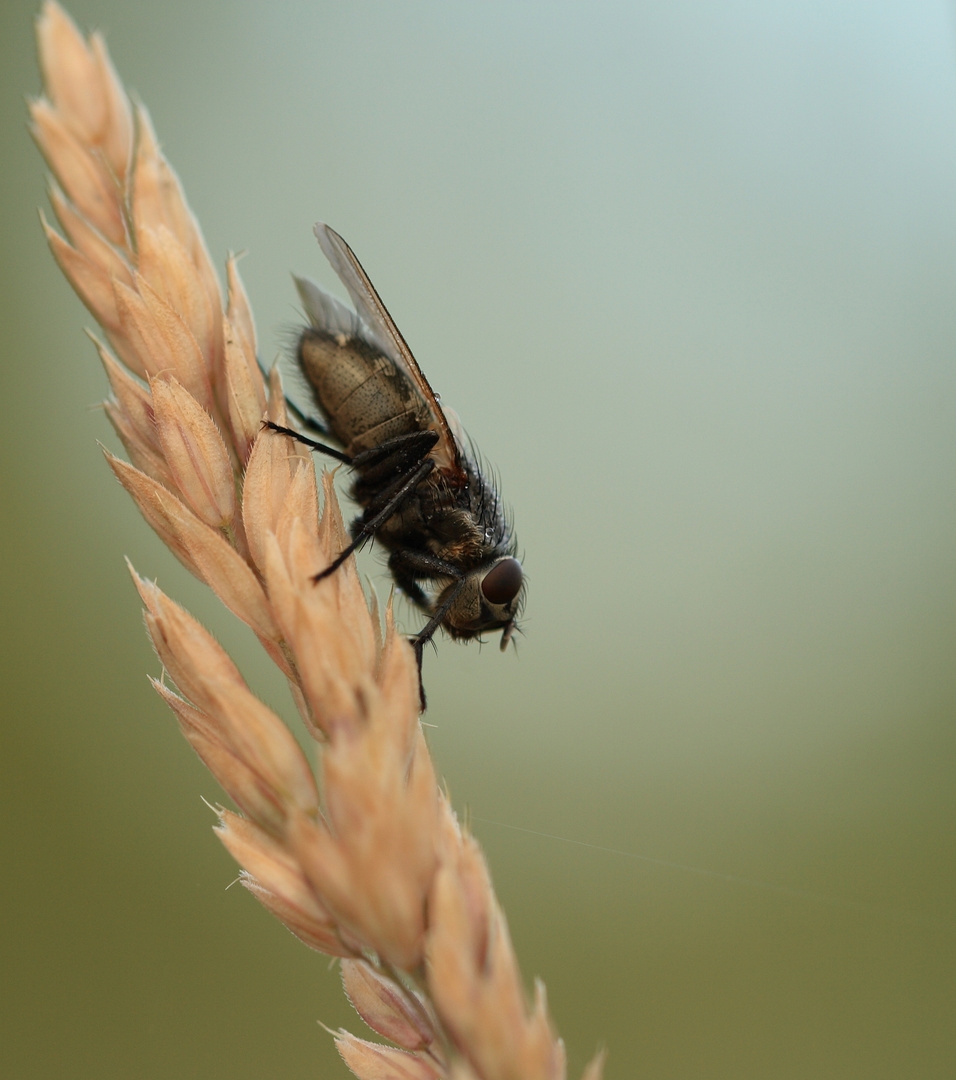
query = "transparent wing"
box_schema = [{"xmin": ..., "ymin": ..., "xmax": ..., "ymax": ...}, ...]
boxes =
[
  {"xmin": 313, "ymin": 222, "xmax": 463, "ymax": 476},
  {"xmin": 294, "ymin": 274, "xmax": 392, "ymax": 357}
]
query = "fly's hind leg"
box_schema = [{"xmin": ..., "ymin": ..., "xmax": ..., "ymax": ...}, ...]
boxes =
[
  {"xmin": 350, "ymin": 431, "xmax": 439, "ymax": 493},
  {"xmin": 262, "ymin": 421, "xmax": 351, "ymax": 463}
]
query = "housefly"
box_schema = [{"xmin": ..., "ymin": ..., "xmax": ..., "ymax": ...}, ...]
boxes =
[{"xmin": 266, "ymin": 224, "xmax": 524, "ymax": 701}]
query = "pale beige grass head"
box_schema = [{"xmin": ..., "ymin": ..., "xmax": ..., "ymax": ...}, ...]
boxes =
[{"xmin": 30, "ymin": 3, "xmax": 605, "ymax": 1077}]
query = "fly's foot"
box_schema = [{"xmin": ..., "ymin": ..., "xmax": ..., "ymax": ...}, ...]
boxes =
[{"xmin": 410, "ymin": 635, "xmax": 427, "ymax": 713}]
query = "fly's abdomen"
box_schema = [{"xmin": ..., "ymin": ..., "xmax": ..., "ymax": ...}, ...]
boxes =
[{"xmin": 298, "ymin": 328, "xmax": 432, "ymax": 455}]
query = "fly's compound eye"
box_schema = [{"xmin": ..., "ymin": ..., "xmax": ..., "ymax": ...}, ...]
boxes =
[{"xmin": 481, "ymin": 557, "xmax": 523, "ymax": 606}]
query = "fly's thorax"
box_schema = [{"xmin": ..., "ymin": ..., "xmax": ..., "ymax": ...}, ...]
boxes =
[
  {"xmin": 441, "ymin": 474, "xmax": 515, "ymax": 568},
  {"xmin": 403, "ymin": 487, "xmax": 508, "ymax": 568},
  {"xmin": 297, "ymin": 327, "xmax": 432, "ymax": 454},
  {"xmin": 441, "ymin": 556, "xmax": 524, "ymax": 645}
]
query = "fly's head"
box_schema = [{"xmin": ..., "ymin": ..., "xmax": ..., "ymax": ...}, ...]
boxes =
[{"xmin": 440, "ymin": 556, "xmax": 524, "ymax": 649}]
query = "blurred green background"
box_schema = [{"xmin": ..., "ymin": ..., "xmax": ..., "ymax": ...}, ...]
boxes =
[{"xmin": 3, "ymin": 1, "xmax": 955, "ymax": 1077}]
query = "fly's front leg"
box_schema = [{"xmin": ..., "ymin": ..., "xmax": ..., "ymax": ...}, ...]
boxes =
[
  {"xmin": 389, "ymin": 561, "xmax": 431, "ymax": 614},
  {"xmin": 389, "ymin": 548, "xmax": 469, "ymax": 712},
  {"xmin": 389, "ymin": 548, "xmax": 464, "ymax": 625}
]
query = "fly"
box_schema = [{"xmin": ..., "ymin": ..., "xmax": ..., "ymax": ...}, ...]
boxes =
[{"xmin": 266, "ymin": 223, "xmax": 524, "ymax": 704}]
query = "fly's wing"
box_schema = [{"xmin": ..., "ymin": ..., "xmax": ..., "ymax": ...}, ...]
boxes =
[
  {"xmin": 313, "ymin": 222, "xmax": 464, "ymax": 478},
  {"xmin": 260, "ymin": 276, "xmax": 357, "ymax": 439},
  {"xmin": 294, "ymin": 274, "xmax": 394, "ymax": 357}
]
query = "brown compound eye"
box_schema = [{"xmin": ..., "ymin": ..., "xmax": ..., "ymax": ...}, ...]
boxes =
[{"xmin": 481, "ymin": 557, "xmax": 523, "ymax": 606}]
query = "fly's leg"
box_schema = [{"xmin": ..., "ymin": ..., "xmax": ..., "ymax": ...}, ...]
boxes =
[
  {"xmin": 389, "ymin": 549, "xmax": 464, "ymax": 619},
  {"xmin": 311, "ymin": 430, "xmax": 439, "ymax": 581},
  {"xmin": 262, "ymin": 421, "xmax": 351, "ymax": 463},
  {"xmin": 313, "ymin": 456, "xmax": 436, "ymax": 582},
  {"xmin": 255, "ymin": 352, "xmax": 331, "ymax": 437},
  {"xmin": 409, "ymin": 576, "xmax": 468, "ymax": 713},
  {"xmin": 282, "ymin": 395, "xmax": 334, "ymax": 441},
  {"xmin": 388, "ymin": 567, "xmax": 431, "ymax": 614},
  {"xmin": 390, "ymin": 549, "xmax": 470, "ymax": 712},
  {"xmin": 264, "ymin": 424, "xmax": 440, "ymax": 577},
  {"xmin": 264, "ymin": 422, "xmax": 445, "ymax": 709},
  {"xmin": 351, "ymin": 431, "xmax": 439, "ymax": 503}
]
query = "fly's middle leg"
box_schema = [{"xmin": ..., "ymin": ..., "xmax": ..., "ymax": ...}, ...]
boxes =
[{"xmin": 312, "ymin": 455, "xmax": 436, "ymax": 583}]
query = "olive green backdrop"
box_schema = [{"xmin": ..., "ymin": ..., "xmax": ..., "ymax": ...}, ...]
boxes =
[{"xmin": 3, "ymin": 2, "xmax": 955, "ymax": 1078}]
